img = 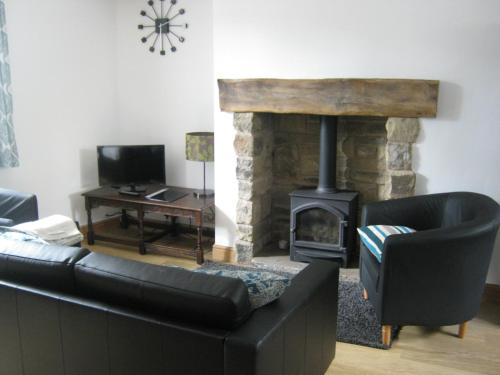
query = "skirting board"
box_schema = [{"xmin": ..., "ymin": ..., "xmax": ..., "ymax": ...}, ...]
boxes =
[{"xmin": 212, "ymin": 244, "xmax": 237, "ymax": 263}]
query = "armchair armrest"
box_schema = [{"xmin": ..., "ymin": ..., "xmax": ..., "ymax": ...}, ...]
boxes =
[
  {"xmin": 361, "ymin": 193, "xmax": 449, "ymax": 230},
  {"xmin": 378, "ymin": 223, "xmax": 498, "ymax": 325}
]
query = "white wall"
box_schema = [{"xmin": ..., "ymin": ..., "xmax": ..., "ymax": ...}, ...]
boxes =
[
  {"xmin": 0, "ymin": 0, "xmax": 118, "ymax": 223},
  {"xmin": 115, "ymin": 0, "xmax": 214, "ymax": 190},
  {"xmin": 213, "ymin": 0, "xmax": 500, "ymax": 283},
  {"xmin": 0, "ymin": 0, "xmax": 215, "ymax": 223},
  {"xmin": 1, "ymin": 0, "xmax": 498, "ymax": 283}
]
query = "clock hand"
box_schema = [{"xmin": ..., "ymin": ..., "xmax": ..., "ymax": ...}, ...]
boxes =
[{"xmin": 159, "ymin": 20, "xmax": 170, "ymax": 28}]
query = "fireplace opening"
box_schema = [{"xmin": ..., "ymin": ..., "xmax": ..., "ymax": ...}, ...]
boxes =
[
  {"xmin": 290, "ymin": 116, "xmax": 359, "ymax": 267},
  {"xmin": 232, "ymin": 112, "xmax": 419, "ymax": 264}
]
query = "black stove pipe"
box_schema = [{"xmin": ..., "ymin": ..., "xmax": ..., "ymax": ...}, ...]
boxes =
[{"xmin": 317, "ymin": 116, "xmax": 338, "ymax": 193}]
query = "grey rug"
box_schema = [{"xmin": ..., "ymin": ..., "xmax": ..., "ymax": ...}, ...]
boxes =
[
  {"xmin": 337, "ymin": 279, "xmax": 391, "ymax": 349},
  {"xmin": 199, "ymin": 261, "xmax": 395, "ymax": 349}
]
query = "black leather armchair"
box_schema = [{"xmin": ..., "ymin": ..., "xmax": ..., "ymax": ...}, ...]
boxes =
[
  {"xmin": 359, "ymin": 192, "xmax": 500, "ymax": 346},
  {"xmin": 0, "ymin": 188, "xmax": 38, "ymax": 227}
]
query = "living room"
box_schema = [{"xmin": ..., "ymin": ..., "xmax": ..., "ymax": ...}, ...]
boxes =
[{"xmin": 0, "ymin": 0, "xmax": 499, "ymax": 374}]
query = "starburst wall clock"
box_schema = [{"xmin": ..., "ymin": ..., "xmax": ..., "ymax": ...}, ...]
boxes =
[{"xmin": 138, "ymin": 0, "xmax": 188, "ymax": 55}]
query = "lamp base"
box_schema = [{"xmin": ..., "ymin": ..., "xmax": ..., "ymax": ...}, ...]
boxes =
[{"xmin": 193, "ymin": 189, "xmax": 215, "ymax": 199}]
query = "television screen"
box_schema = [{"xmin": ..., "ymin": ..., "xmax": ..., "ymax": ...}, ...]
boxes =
[{"xmin": 97, "ymin": 145, "xmax": 166, "ymax": 187}]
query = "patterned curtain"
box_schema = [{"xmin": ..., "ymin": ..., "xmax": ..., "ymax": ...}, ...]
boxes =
[{"xmin": 0, "ymin": 1, "xmax": 18, "ymax": 168}]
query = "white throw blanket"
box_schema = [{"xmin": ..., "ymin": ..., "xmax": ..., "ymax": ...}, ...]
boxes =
[{"xmin": 13, "ymin": 215, "xmax": 84, "ymax": 246}]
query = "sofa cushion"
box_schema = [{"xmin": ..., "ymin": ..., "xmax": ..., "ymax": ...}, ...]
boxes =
[
  {"xmin": 0, "ymin": 218, "xmax": 14, "ymax": 227},
  {"xmin": 194, "ymin": 267, "xmax": 292, "ymax": 309},
  {"xmin": 0, "ymin": 239, "xmax": 89, "ymax": 292},
  {"xmin": 74, "ymin": 252, "xmax": 252, "ymax": 330},
  {"xmin": 357, "ymin": 225, "xmax": 416, "ymax": 262}
]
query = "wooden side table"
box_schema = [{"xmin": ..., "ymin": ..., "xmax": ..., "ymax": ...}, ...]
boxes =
[{"xmin": 83, "ymin": 185, "xmax": 214, "ymax": 264}]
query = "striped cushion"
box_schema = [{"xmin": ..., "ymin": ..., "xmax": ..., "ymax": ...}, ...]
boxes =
[{"xmin": 357, "ymin": 225, "xmax": 416, "ymax": 262}]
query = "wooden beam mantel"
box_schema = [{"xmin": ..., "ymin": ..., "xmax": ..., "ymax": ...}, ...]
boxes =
[{"xmin": 218, "ymin": 78, "xmax": 439, "ymax": 118}]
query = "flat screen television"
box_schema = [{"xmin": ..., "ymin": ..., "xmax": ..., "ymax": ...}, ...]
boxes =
[{"xmin": 97, "ymin": 145, "xmax": 165, "ymax": 191}]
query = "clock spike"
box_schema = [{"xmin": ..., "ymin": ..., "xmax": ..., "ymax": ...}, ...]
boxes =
[
  {"xmin": 138, "ymin": 24, "xmax": 144, "ymax": 30},
  {"xmin": 150, "ymin": 47, "xmax": 155, "ymax": 53},
  {"xmin": 161, "ymin": 50, "xmax": 166, "ymax": 56},
  {"xmin": 165, "ymin": 2, "xmax": 174, "ymax": 18},
  {"xmin": 148, "ymin": 1, "xmax": 159, "ymax": 18},
  {"xmin": 141, "ymin": 30, "xmax": 156, "ymax": 44},
  {"xmin": 151, "ymin": 33, "xmax": 160, "ymax": 51},
  {"xmin": 169, "ymin": 30, "xmax": 184, "ymax": 42},
  {"xmin": 165, "ymin": 32, "xmax": 175, "ymax": 52},
  {"xmin": 168, "ymin": 12, "xmax": 183, "ymax": 22},
  {"xmin": 140, "ymin": 10, "xmax": 155, "ymax": 21}
]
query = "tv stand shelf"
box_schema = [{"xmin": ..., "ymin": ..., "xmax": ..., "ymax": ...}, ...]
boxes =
[{"xmin": 82, "ymin": 185, "xmax": 214, "ymax": 264}]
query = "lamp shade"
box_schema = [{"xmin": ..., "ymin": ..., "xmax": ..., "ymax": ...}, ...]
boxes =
[{"xmin": 185, "ymin": 132, "xmax": 214, "ymax": 162}]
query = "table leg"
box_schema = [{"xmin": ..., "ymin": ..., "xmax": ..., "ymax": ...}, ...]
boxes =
[
  {"xmin": 138, "ymin": 208, "xmax": 146, "ymax": 255},
  {"xmin": 86, "ymin": 200, "xmax": 95, "ymax": 245},
  {"xmin": 120, "ymin": 209, "xmax": 129, "ymax": 229},
  {"xmin": 171, "ymin": 216, "xmax": 178, "ymax": 237}
]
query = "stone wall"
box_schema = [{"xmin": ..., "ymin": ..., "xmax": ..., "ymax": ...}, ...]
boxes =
[
  {"xmin": 233, "ymin": 113, "xmax": 419, "ymax": 260},
  {"xmin": 233, "ymin": 113, "xmax": 274, "ymax": 261}
]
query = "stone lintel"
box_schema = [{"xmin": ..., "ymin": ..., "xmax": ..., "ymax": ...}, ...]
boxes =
[{"xmin": 220, "ymin": 79, "xmax": 439, "ymax": 117}]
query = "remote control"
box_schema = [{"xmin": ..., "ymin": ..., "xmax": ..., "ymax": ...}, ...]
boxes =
[{"xmin": 119, "ymin": 190, "xmax": 141, "ymax": 196}]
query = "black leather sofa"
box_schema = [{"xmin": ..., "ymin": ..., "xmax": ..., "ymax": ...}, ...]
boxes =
[
  {"xmin": 0, "ymin": 240, "xmax": 339, "ymax": 375},
  {"xmin": 0, "ymin": 188, "xmax": 38, "ymax": 227},
  {"xmin": 359, "ymin": 192, "xmax": 500, "ymax": 346}
]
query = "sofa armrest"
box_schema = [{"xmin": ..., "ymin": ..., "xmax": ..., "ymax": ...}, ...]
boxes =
[
  {"xmin": 0, "ymin": 189, "xmax": 39, "ymax": 225},
  {"xmin": 361, "ymin": 193, "xmax": 449, "ymax": 230},
  {"xmin": 224, "ymin": 260, "xmax": 339, "ymax": 375}
]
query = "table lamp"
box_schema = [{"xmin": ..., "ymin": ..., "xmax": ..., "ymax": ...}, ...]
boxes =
[{"xmin": 186, "ymin": 132, "xmax": 214, "ymax": 198}]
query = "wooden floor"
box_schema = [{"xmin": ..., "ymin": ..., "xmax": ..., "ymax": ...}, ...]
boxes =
[{"xmin": 87, "ymin": 241, "xmax": 500, "ymax": 375}]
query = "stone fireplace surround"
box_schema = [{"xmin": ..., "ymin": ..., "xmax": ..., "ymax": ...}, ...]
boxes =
[{"xmin": 216, "ymin": 79, "xmax": 439, "ymax": 262}]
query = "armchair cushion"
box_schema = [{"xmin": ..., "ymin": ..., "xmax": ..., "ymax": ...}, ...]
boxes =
[{"xmin": 357, "ymin": 225, "xmax": 416, "ymax": 262}]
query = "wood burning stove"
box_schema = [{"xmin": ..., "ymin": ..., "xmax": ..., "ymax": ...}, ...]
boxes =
[{"xmin": 290, "ymin": 116, "xmax": 358, "ymax": 266}]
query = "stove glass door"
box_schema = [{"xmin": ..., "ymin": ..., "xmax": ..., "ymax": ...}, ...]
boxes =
[{"xmin": 292, "ymin": 203, "xmax": 345, "ymax": 250}]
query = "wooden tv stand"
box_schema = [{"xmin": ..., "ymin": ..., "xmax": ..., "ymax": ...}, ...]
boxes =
[{"xmin": 82, "ymin": 185, "xmax": 214, "ymax": 264}]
